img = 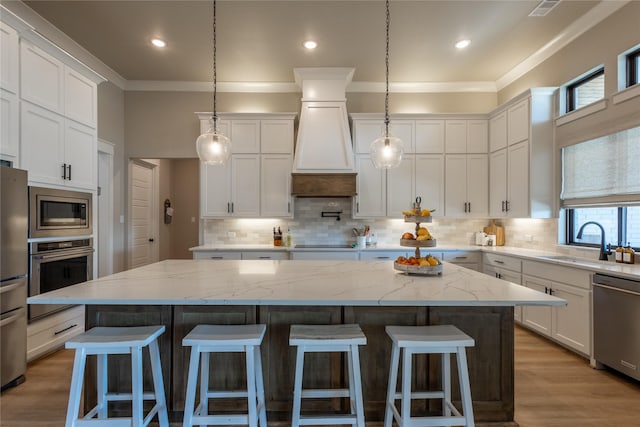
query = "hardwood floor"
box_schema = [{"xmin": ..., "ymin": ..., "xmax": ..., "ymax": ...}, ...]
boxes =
[{"xmin": 1, "ymin": 325, "xmax": 639, "ymax": 426}]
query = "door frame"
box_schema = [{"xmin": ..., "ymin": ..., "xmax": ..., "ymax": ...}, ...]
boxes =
[
  {"xmin": 127, "ymin": 159, "xmax": 159, "ymax": 269},
  {"xmin": 97, "ymin": 139, "xmax": 114, "ymax": 277}
]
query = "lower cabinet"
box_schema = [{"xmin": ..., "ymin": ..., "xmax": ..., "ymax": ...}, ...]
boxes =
[
  {"xmin": 483, "ymin": 253, "xmax": 523, "ymax": 322},
  {"xmin": 192, "ymin": 251, "xmax": 242, "ymax": 260},
  {"xmin": 241, "ymin": 251, "xmax": 289, "ymax": 260},
  {"xmin": 27, "ymin": 304, "xmax": 85, "ymax": 361},
  {"xmin": 443, "ymin": 250, "xmax": 482, "ymax": 271},
  {"xmin": 290, "ymin": 251, "xmax": 359, "ymax": 260},
  {"xmin": 521, "ymin": 261, "xmax": 592, "ymax": 357}
]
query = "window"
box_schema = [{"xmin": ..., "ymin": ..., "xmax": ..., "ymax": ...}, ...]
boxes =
[
  {"xmin": 626, "ymin": 47, "xmax": 640, "ymax": 87},
  {"xmin": 567, "ymin": 207, "xmax": 639, "ymax": 250},
  {"xmin": 566, "ymin": 68, "xmax": 604, "ymax": 112}
]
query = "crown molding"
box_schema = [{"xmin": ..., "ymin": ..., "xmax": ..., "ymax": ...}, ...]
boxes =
[{"xmin": 496, "ymin": 0, "xmax": 630, "ymax": 91}]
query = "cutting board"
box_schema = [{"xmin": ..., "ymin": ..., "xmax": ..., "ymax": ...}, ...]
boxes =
[{"xmin": 484, "ymin": 220, "xmax": 505, "ymax": 246}]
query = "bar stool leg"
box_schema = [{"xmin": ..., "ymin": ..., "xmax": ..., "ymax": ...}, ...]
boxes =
[
  {"xmin": 254, "ymin": 345, "xmax": 267, "ymax": 427},
  {"xmin": 350, "ymin": 344, "xmax": 365, "ymax": 427},
  {"xmin": 456, "ymin": 347, "xmax": 474, "ymax": 427},
  {"xmin": 442, "ymin": 352, "xmax": 451, "ymax": 417},
  {"xmin": 183, "ymin": 346, "xmax": 200, "ymax": 427},
  {"xmin": 65, "ymin": 348, "xmax": 87, "ymax": 427},
  {"xmin": 347, "ymin": 346, "xmax": 356, "ymax": 415},
  {"xmin": 246, "ymin": 345, "xmax": 258, "ymax": 427},
  {"xmin": 199, "ymin": 349, "xmax": 210, "ymax": 418},
  {"xmin": 384, "ymin": 343, "xmax": 400, "ymax": 427},
  {"xmin": 131, "ymin": 346, "xmax": 144, "ymax": 426},
  {"xmin": 401, "ymin": 348, "xmax": 412, "ymax": 427},
  {"xmin": 96, "ymin": 353, "xmax": 108, "ymax": 419},
  {"xmin": 149, "ymin": 339, "xmax": 169, "ymax": 427},
  {"xmin": 291, "ymin": 345, "xmax": 305, "ymax": 427}
]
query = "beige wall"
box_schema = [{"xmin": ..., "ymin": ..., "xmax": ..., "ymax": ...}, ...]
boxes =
[
  {"xmin": 170, "ymin": 159, "xmax": 200, "ymax": 259},
  {"xmin": 499, "ymin": 1, "xmax": 640, "ymax": 146}
]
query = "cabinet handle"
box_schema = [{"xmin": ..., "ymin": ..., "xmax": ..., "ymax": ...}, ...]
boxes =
[
  {"xmin": 62, "ymin": 163, "xmax": 67, "ymax": 180},
  {"xmin": 67, "ymin": 164, "xmax": 72, "ymax": 180},
  {"xmin": 501, "ymin": 200, "xmax": 505, "ymax": 212},
  {"xmin": 288, "ymin": 202, "xmax": 291, "ymax": 213},
  {"xmin": 493, "ymin": 260, "xmax": 505, "ymax": 264},
  {"xmin": 209, "ymin": 256, "xmax": 224, "ymax": 259},
  {"xmin": 227, "ymin": 202, "xmax": 230, "ymax": 213},
  {"xmin": 258, "ymin": 256, "xmax": 271, "ymax": 259},
  {"xmin": 356, "ymin": 202, "xmax": 360, "ymax": 213},
  {"xmin": 54, "ymin": 324, "xmax": 78, "ymax": 335},
  {"xmin": 498, "ymin": 273, "xmax": 502, "ymax": 279},
  {"xmin": 463, "ymin": 202, "xmax": 467, "ymax": 213},
  {"xmin": 454, "ymin": 256, "xmax": 468, "ymax": 260},
  {"xmin": 231, "ymin": 202, "xmax": 234, "ymax": 213},
  {"xmin": 505, "ymin": 200, "xmax": 510, "ymax": 212},
  {"xmin": 495, "ymin": 272, "xmax": 499, "ymax": 278},
  {"xmin": 549, "ymin": 288, "xmax": 554, "ymax": 295},
  {"xmin": 468, "ymin": 202, "xmax": 471, "ymax": 213},
  {"xmin": 376, "ymin": 256, "xmax": 391, "ymax": 259},
  {"xmin": 544, "ymin": 287, "xmax": 549, "ymax": 294}
]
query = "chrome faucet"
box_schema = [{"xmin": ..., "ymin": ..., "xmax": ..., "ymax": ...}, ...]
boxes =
[{"xmin": 576, "ymin": 221, "xmax": 611, "ymax": 261}]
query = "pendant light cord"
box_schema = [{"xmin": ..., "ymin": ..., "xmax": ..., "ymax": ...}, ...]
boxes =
[
  {"xmin": 384, "ymin": 0, "xmax": 390, "ymax": 137},
  {"xmin": 212, "ymin": 0, "xmax": 218, "ymax": 130}
]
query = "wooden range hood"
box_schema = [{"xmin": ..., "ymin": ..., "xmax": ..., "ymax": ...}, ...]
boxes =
[{"xmin": 291, "ymin": 173, "xmax": 356, "ymax": 197}]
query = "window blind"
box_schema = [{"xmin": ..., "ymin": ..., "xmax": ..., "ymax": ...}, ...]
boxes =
[{"xmin": 561, "ymin": 126, "xmax": 640, "ymax": 206}]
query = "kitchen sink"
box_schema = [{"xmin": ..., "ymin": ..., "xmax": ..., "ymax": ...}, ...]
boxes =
[{"xmin": 538, "ymin": 255, "xmax": 580, "ymax": 262}]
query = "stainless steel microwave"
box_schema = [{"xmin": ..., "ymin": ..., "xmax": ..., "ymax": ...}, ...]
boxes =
[{"xmin": 28, "ymin": 187, "xmax": 92, "ymax": 238}]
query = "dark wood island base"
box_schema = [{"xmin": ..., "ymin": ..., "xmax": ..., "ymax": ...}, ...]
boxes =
[{"xmin": 85, "ymin": 304, "xmax": 517, "ymax": 426}]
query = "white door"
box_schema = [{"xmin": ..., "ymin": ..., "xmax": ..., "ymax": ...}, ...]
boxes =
[
  {"xmin": 386, "ymin": 155, "xmax": 415, "ymax": 217},
  {"xmin": 507, "ymin": 140, "xmax": 529, "ymax": 218},
  {"xmin": 466, "ymin": 154, "xmax": 488, "ymax": 217},
  {"xmin": 261, "ymin": 154, "xmax": 292, "ymax": 217},
  {"xmin": 129, "ymin": 160, "xmax": 157, "ymax": 269},
  {"xmin": 444, "ymin": 154, "xmax": 467, "ymax": 217},
  {"xmin": 522, "ymin": 275, "xmax": 553, "ymax": 337},
  {"xmin": 231, "ymin": 154, "xmax": 261, "ymax": 217},
  {"xmin": 97, "ymin": 141, "xmax": 114, "ymax": 277},
  {"xmin": 64, "ymin": 119, "xmax": 96, "ymax": 190},
  {"xmin": 354, "ymin": 154, "xmax": 386, "ymax": 218},
  {"xmin": 415, "ymin": 155, "xmax": 444, "ymax": 217},
  {"xmin": 489, "ymin": 149, "xmax": 507, "ymax": 218}
]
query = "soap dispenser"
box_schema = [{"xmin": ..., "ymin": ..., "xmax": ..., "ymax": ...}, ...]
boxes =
[
  {"xmin": 615, "ymin": 244, "xmax": 624, "ymax": 263},
  {"xmin": 623, "ymin": 242, "xmax": 635, "ymax": 264}
]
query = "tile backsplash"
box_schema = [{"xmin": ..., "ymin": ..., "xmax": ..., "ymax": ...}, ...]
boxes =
[{"xmin": 203, "ymin": 198, "xmax": 560, "ymax": 250}]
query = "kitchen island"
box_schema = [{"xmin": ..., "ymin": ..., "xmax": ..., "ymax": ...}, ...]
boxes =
[{"xmin": 28, "ymin": 259, "xmax": 565, "ymax": 426}]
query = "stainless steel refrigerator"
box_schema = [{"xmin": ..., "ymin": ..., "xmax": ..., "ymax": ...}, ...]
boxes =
[{"xmin": 1, "ymin": 167, "xmax": 28, "ymax": 390}]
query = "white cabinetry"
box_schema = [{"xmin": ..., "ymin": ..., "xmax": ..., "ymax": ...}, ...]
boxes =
[
  {"xmin": 443, "ymin": 251, "xmax": 482, "ymax": 271},
  {"xmin": 483, "ymin": 253, "xmax": 523, "ymax": 321},
  {"xmin": 444, "ymin": 120, "xmax": 488, "ymax": 154},
  {"xmin": 198, "ymin": 114, "xmax": 295, "ymax": 218},
  {"xmin": 1, "ymin": 22, "xmax": 19, "ymax": 163},
  {"xmin": 488, "ymin": 89, "xmax": 555, "ymax": 218},
  {"xmin": 192, "ymin": 250, "xmax": 288, "ymax": 260},
  {"xmin": 444, "ymin": 154, "xmax": 488, "ymax": 217},
  {"xmin": 354, "ymin": 154, "xmax": 386, "ymax": 218},
  {"xmin": 415, "ymin": 155, "xmax": 444, "ymax": 217},
  {"xmin": 415, "ymin": 120, "xmax": 444, "ymax": 153},
  {"xmin": 386, "ymin": 155, "xmax": 415, "ymax": 217},
  {"xmin": 291, "ymin": 251, "xmax": 359, "ymax": 260},
  {"xmin": 521, "ymin": 260, "xmax": 592, "ymax": 357},
  {"xmin": 27, "ymin": 305, "xmax": 84, "ymax": 362},
  {"xmin": 193, "ymin": 251, "xmax": 242, "ymax": 260}
]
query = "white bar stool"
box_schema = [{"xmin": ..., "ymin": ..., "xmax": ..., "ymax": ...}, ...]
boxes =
[
  {"xmin": 384, "ymin": 325, "xmax": 475, "ymax": 427},
  {"xmin": 182, "ymin": 324, "xmax": 267, "ymax": 427},
  {"xmin": 64, "ymin": 325, "xmax": 169, "ymax": 427},
  {"xmin": 289, "ymin": 324, "xmax": 367, "ymax": 427}
]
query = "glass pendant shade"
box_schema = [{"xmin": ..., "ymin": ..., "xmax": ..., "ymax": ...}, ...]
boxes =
[
  {"xmin": 370, "ymin": 132, "xmax": 404, "ymax": 169},
  {"xmin": 196, "ymin": 125, "xmax": 231, "ymax": 166}
]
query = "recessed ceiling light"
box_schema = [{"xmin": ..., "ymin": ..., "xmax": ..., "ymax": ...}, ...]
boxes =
[
  {"xmin": 455, "ymin": 39, "xmax": 471, "ymax": 49},
  {"xmin": 151, "ymin": 38, "xmax": 166, "ymax": 48},
  {"xmin": 303, "ymin": 40, "xmax": 317, "ymax": 50}
]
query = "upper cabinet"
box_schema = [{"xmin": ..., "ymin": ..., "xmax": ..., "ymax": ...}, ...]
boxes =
[
  {"xmin": 444, "ymin": 119, "xmax": 488, "ymax": 153},
  {"xmin": 1, "ymin": 22, "xmax": 19, "ymax": 95},
  {"xmin": 0, "ymin": 22, "xmax": 19, "ymax": 163},
  {"xmin": 198, "ymin": 113, "xmax": 296, "ymax": 218},
  {"xmin": 488, "ymin": 88, "xmax": 556, "ymax": 219}
]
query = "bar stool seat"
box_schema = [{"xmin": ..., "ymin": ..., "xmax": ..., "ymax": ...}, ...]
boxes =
[
  {"xmin": 384, "ymin": 325, "xmax": 475, "ymax": 427},
  {"xmin": 289, "ymin": 324, "xmax": 367, "ymax": 427},
  {"xmin": 182, "ymin": 324, "xmax": 267, "ymax": 427},
  {"xmin": 65, "ymin": 325, "xmax": 169, "ymax": 427}
]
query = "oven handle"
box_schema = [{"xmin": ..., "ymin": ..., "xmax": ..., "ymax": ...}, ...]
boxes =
[
  {"xmin": 593, "ymin": 282, "xmax": 640, "ymax": 297},
  {"xmin": 32, "ymin": 248, "xmax": 94, "ymax": 261}
]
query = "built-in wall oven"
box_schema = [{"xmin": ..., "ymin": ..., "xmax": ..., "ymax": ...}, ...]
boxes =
[
  {"xmin": 29, "ymin": 186, "xmax": 92, "ymax": 238},
  {"xmin": 28, "ymin": 238, "xmax": 93, "ymax": 322}
]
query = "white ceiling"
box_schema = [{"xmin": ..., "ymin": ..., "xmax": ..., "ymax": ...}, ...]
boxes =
[{"xmin": 20, "ymin": 0, "xmax": 613, "ymax": 90}]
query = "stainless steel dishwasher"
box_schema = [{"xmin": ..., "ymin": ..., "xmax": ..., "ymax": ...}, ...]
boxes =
[{"xmin": 592, "ymin": 273, "xmax": 640, "ymax": 381}]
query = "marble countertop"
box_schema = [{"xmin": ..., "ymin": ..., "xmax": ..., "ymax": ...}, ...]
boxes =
[{"xmin": 28, "ymin": 259, "xmax": 565, "ymax": 307}]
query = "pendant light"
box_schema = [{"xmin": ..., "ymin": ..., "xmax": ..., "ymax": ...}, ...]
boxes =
[
  {"xmin": 370, "ymin": 0, "xmax": 404, "ymax": 169},
  {"xmin": 196, "ymin": 0, "xmax": 231, "ymax": 165}
]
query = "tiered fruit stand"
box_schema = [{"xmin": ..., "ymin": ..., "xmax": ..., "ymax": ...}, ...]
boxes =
[{"xmin": 393, "ymin": 197, "xmax": 443, "ymax": 275}]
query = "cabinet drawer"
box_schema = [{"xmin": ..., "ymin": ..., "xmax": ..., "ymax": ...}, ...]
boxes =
[
  {"xmin": 290, "ymin": 251, "xmax": 359, "ymax": 260},
  {"xmin": 522, "ymin": 260, "xmax": 591, "ymax": 289},
  {"xmin": 484, "ymin": 253, "xmax": 521, "ymax": 272},
  {"xmin": 242, "ymin": 251, "xmax": 289, "ymax": 260},
  {"xmin": 193, "ymin": 251, "xmax": 242, "ymax": 260},
  {"xmin": 27, "ymin": 306, "xmax": 84, "ymax": 361},
  {"xmin": 360, "ymin": 250, "xmax": 409, "ymax": 261},
  {"xmin": 442, "ymin": 251, "xmax": 481, "ymax": 264}
]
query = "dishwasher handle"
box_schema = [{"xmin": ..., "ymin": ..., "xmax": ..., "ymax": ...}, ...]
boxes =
[{"xmin": 593, "ymin": 282, "xmax": 640, "ymax": 297}]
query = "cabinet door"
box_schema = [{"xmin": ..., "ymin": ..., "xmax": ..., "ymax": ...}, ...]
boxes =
[
  {"xmin": 444, "ymin": 154, "xmax": 467, "ymax": 217},
  {"xmin": 386, "ymin": 155, "xmax": 415, "ymax": 217},
  {"xmin": 551, "ymin": 283, "xmax": 591, "ymax": 355},
  {"xmin": 467, "ymin": 120, "xmax": 488, "ymax": 153},
  {"xmin": 354, "ymin": 154, "xmax": 386, "ymax": 218},
  {"xmin": 508, "ymin": 99, "xmax": 529, "ymax": 145},
  {"xmin": 20, "ymin": 41, "xmax": 64, "ymax": 113},
  {"xmin": 261, "ymin": 154, "xmax": 292, "ymax": 217},
  {"xmin": 353, "ymin": 120, "xmax": 383, "ymax": 154},
  {"xmin": 522, "ymin": 275, "xmax": 552, "ymax": 337},
  {"xmin": 389, "ymin": 120, "xmax": 414, "ymax": 153},
  {"xmin": 0, "ymin": 22, "xmax": 19, "ymax": 94},
  {"xmin": 507, "ymin": 140, "xmax": 529, "ymax": 218},
  {"xmin": 489, "ymin": 111, "xmax": 507, "ymax": 152},
  {"xmin": 200, "ymin": 162, "xmax": 231, "ymax": 217},
  {"xmin": 415, "ymin": 155, "xmax": 444, "ymax": 217},
  {"xmin": 64, "ymin": 68, "xmax": 97, "ymax": 128},
  {"xmin": 230, "ymin": 120, "xmax": 260, "ymax": 153},
  {"xmin": 261, "ymin": 120, "xmax": 293, "ymax": 153},
  {"xmin": 489, "ymin": 149, "xmax": 507, "ymax": 217},
  {"xmin": 1, "ymin": 90, "xmax": 19, "ymax": 161},
  {"xmin": 231, "ymin": 155, "xmax": 260, "ymax": 217},
  {"xmin": 65, "ymin": 120, "xmax": 97, "ymax": 190},
  {"xmin": 415, "ymin": 120, "xmax": 444, "ymax": 153},
  {"xmin": 445, "ymin": 120, "xmax": 467, "ymax": 153},
  {"xmin": 192, "ymin": 251, "xmax": 241, "ymax": 260},
  {"xmin": 466, "ymin": 154, "xmax": 488, "ymax": 217},
  {"xmin": 20, "ymin": 102, "xmax": 65, "ymax": 185}
]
